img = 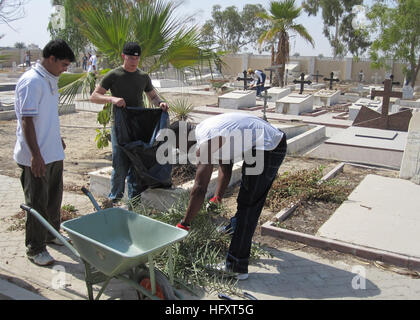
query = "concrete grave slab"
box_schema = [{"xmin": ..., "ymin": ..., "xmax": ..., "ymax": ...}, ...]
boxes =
[
  {"xmin": 318, "ymin": 174, "xmax": 420, "ymax": 259},
  {"xmin": 276, "ymin": 93, "xmax": 314, "ymax": 115},
  {"xmin": 152, "ymin": 79, "xmax": 185, "ymax": 88},
  {"xmin": 314, "ymin": 90, "xmax": 341, "ymax": 107},
  {"xmin": 267, "ymin": 87, "xmax": 291, "ymax": 102},
  {"xmin": 218, "ymin": 90, "xmax": 256, "ymax": 109},
  {"xmin": 399, "ymin": 112, "xmax": 420, "ymax": 184},
  {"xmin": 308, "ymin": 126, "xmax": 408, "ymax": 169}
]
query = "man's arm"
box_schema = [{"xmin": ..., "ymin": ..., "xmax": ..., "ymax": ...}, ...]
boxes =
[
  {"xmin": 22, "ymin": 117, "xmax": 46, "ymax": 178},
  {"xmin": 90, "ymin": 85, "xmax": 126, "ymax": 107},
  {"xmin": 146, "ymin": 89, "xmax": 169, "ymax": 112},
  {"xmin": 182, "ymin": 163, "xmax": 214, "ymax": 225}
]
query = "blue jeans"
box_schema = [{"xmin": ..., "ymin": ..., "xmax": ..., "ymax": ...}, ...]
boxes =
[
  {"xmin": 256, "ymin": 73, "xmax": 266, "ymax": 96},
  {"xmin": 109, "ymin": 125, "xmax": 142, "ymax": 201},
  {"xmin": 226, "ymin": 134, "xmax": 287, "ymax": 274}
]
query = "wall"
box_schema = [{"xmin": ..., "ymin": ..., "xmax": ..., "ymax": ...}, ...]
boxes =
[
  {"xmin": 220, "ymin": 53, "xmax": 420, "ymax": 86},
  {"xmin": 0, "ymin": 48, "xmax": 42, "ymax": 68}
]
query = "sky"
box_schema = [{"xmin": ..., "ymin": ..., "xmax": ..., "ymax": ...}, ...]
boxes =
[{"xmin": 0, "ymin": 0, "xmax": 374, "ymax": 57}]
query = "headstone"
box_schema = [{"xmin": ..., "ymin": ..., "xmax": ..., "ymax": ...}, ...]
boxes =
[
  {"xmin": 402, "ymin": 85, "xmax": 414, "ymax": 100},
  {"xmin": 383, "ymin": 75, "xmax": 400, "ymax": 90},
  {"xmin": 275, "ymin": 93, "xmax": 314, "ymax": 115},
  {"xmin": 236, "ymin": 70, "xmax": 253, "ymax": 91},
  {"xmin": 400, "ymin": 112, "xmax": 420, "ymax": 184},
  {"xmin": 12, "ymin": 61, "xmax": 17, "ymax": 72},
  {"xmin": 314, "ymin": 89, "xmax": 341, "ymax": 107},
  {"xmin": 267, "ymin": 87, "xmax": 291, "ymax": 102},
  {"xmin": 323, "ymin": 72, "xmax": 340, "ymax": 90},
  {"xmin": 311, "ymin": 70, "xmax": 324, "ymax": 83},
  {"xmin": 262, "ymin": 87, "xmax": 272, "ymax": 121},
  {"xmin": 218, "ymin": 90, "xmax": 256, "ymax": 109},
  {"xmin": 293, "ymin": 73, "xmax": 312, "ymax": 95}
]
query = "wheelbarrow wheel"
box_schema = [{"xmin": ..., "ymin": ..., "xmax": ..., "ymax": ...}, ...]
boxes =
[{"xmin": 135, "ymin": 269, "xmax": 176, "ymax": 300}]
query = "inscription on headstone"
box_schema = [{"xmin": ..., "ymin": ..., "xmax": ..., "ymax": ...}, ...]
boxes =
[{"xmin": 400, "ymin": 112, "xmax": 420, "ymax": 184}]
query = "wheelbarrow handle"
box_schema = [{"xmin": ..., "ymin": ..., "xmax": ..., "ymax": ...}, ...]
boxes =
[
  {"xmin": 81, "ymin": 187, "xmax": 101, "ymax": 212},
  {"xmin": 20, "ymin": 204, "xmax": 81, "ymax": 259}
]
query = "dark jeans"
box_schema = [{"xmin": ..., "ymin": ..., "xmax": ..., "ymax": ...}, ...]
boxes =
[
  {"xmin": 256, "ymin": 73, "xmax": 266, "ymax": 96},
  {"xmin": 226, "ymin": 134, "xmax": 287, "ymax": 274},
  {"xmin": 109, "ymin": 125, "xmax": 142, "ymax": 201},
  {"xmin": 19, "ymin": 161, "xmax": 63, "ymax": 256}
]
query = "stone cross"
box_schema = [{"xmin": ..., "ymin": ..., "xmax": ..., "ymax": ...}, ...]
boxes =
[
  {"xmin": 371, "ymin": 79, "xmax": 403, "ymax": 117},
  {"xmin": 323, "ymin": 72, "xmax": 340, "ymax": 90},
  {"xmin": 311, "ymin": 70, "xmax": 324, "ymax": 83},
  {"xmin": 293, "ymin": 73, "xmax": 312, "ymax": 95},
  {"xmin": 262, "ymin": 86, "xmax": 272, "ymax": 121},
  {"xmin": 236, "ymin": 70, "xmax": 253, "ymax": 91},
  {"xmin": 382, "ymin": 74, "xmax": 400, "ymax": 90},
  {"xmin": 264, "ymin": 64, "xmax": 283, "ymax": 86}
]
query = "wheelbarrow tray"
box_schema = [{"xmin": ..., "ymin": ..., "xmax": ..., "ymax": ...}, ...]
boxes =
[{"xmin": 61, "ymin": 208, "xmax": 187, "ymax": 277}]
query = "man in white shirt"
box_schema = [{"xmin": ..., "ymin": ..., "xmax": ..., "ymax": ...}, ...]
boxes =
[
  {"xmin": 88, "ymin": 52, "xmax": 97, "ymax": 73},
  {"xmin": 171, "ymin": 113, "xmax": 287, "ymax": 280},
  {"xmin": 248, "ymin": 68, "xmax": 267, "ymax": 97},
  {"xmin": 14, "ymin": 39, "xmax": 75, "ymax": 266}
]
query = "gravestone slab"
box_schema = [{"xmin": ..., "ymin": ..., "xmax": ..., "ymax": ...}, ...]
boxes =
[
  {"xmin": 399, "ymin": 112, "xmax": 420, "ymax": 184},
  {"xmin": 275, "ymin": 93, "xmax": 314, "ymax": 115},
  {"xmin": 267, "ymin": 87, "xmax": 291, "ymax": 102},
  {"xmin": 349, "ymin": 98, "xmax": 382, "ymax": 121},
  {"xmin": 218, "ymin": 90, "xmax": 256, "ymax": 109},
  {"xmin": 402, "ymin": 85, "xmax": 414, "ymax": 100},
  {"xmin": 314, "ymin": 89, "xmax": 341, "ymax": 106}
]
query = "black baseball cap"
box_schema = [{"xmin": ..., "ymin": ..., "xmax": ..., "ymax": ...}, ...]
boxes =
[{"xmin": 123, "ymin": 42, "xmax": 141, "ymax": 56}]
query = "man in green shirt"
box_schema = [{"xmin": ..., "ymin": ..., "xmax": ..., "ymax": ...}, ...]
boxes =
[{"xmin": 90, "ymin": 42, "xmax": 169, "ymax": 204}]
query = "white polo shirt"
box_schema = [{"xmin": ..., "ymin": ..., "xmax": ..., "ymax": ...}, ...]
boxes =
[
  {"xmin": 13, "ymin": 63, "xmax": 65, "ymax": 167},
  {"xmin": 195, "ymin": 113, "xmax": 284, "ymax": 162}
]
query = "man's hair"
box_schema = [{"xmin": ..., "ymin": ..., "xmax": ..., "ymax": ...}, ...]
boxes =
[{"xmin": 43, "ymin": 39, "xmax": 76, "ymax": 62}]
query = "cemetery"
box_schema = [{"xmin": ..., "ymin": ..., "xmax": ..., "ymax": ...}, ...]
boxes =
[{"xmin": 1, "ymin": 0, "xmax": 420, "ymax": 301}]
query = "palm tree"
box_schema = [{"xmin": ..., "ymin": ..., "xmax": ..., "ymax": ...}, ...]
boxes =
[
  {"xmin": 59, "ymin": 0, "xmax": 207, "ymax": 103},
  {"xmin": 258, "ymin": 0, "xmax": 314, "ymax": 87}
]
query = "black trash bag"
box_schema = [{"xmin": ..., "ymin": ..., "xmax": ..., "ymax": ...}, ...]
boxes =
[{"xmin": 114, "ymin": 107, "xmax": 172, "ymax": 193}]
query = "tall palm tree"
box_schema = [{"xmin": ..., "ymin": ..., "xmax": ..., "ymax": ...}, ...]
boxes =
[{"xmin": 258, "ymin": 0, "xmax": 314, "ymax": 87}]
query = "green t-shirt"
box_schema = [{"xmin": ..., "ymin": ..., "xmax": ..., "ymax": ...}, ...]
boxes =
[{"xmin": 100, "ymin": 66, "xmax": 154, "ymax": 122}]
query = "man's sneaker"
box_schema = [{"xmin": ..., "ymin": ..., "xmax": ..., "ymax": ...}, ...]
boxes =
[
  {"xmin": 211, "ymin": 262, "xmax": 249, "ymax": 281},
  {"xmin": 27, "ymin": 251, "xmax": 55, "ymax": 266},
  {"xmin": 206, "ymin": 196, "xmax": 222, "ymax": 214},
  {"xmin": 47, "ymin": 235, "xmax": 71, "ymax": 246}
]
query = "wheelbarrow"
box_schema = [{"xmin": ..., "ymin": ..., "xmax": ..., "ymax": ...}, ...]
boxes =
[{"xmin": 20, "ymin": 187, "xmax": 188, "ymax": 300}]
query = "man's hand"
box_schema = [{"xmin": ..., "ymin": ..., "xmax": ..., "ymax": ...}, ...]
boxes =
[
  {"xmin": 111, "ymin": 97, "xmax": 126, "ymax": 108},
  {"xmin": 159, "ymin": 101, "xmax": 169, "ymax": 112},
  {"xmin": 31, "ymin": 154, "xmax": 46, "ymax": 178}
]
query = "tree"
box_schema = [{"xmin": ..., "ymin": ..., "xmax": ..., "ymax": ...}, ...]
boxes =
[
  {"xmin": 302, "ymin": 0, "xmax": 370, "ymax": 58},
  {"xmin": 258, "ymin": 0, "xmax": 314, "ymax": 87},
  {"xmin": 0, "ymin": 0, "xmax": 27, "ymax": 29},
  {"xmin": 368, "ymin": 0, "xmax": 420, "ymax": 87},
  {"xmin": 200, "ymin": 4, "xmax": 269, "ymax": 53},
  {"xmin": 14, "ymin": 41, "xmax": 25, "ymax": 48}
]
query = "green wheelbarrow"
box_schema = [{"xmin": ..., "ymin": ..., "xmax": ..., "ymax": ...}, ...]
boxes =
[{"xmin": 20, "ymin": 187, "xmax": 188, "ymax": 300}]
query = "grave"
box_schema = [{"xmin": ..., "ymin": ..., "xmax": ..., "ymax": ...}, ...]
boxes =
[
  {"xmin": 349, "ymin": 98, "xmax": 382, "ymax": 121},
  {"xmin": 152, "ymin": 79, "xmax": 185, "ymax": 88},
  {"xmin": 354, "ymin": 79, "xmax": 412, "ymax": 132},
  {"xmin": 399, "ymin": 112, "xmax": 420, "ymax": 184},
  {"xmin": 314, "ymin": 90, "xmax": 341, "ymax": 107},
  {"xmin": 323, "ymin": 72, "xmax": 340, "ymax": 91},
  {"xmin": 317, "ymin": 174, "xmax": 420, "ymax": 259},
  {"xmin": 402, "ymin": 85, "xmax": 414, "ymax": 100},
  {"xmin": 218, "ymin": 90, "xmax": 256, "ymax": 109},
  {"xmin": 275, "ymin": 93, "xmax": 314, "ymax": 115},
  {"xmin": 293, "ymin": 73, "xmax": 312, "ymax": 94},
  {"xmin": 266, "ymin": 87, "xmax": 291, "ymax": 102},
  {"xmin": 308, "ymin": 126, "xmax": 408, "ymax": 169}
]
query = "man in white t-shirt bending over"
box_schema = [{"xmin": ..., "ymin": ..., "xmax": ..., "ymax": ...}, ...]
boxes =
[
  {"xmin": 14, "ymin": 39, "xmax": 75, "ymax": 266},
  {"xmin": 170, "ymin": 113, "xmax": 287, "ymax": 280}
]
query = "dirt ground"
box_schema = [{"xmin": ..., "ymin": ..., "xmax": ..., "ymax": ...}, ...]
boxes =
[{"xmin": 0, "ymin": 92, "xmax": 402, "ymax": 267}]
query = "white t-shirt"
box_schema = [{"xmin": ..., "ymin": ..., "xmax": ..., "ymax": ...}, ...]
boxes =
[
  {"xmin": 195, "ymin": 113, "xmax": 284, "ymax": 162},
  {"xmin": 13, "ymin": 63, "xmax": 65, "ymax": 167},
  {"xmin": 88, "ymin": 55, "xmax": 97, "ymax": 72}
]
